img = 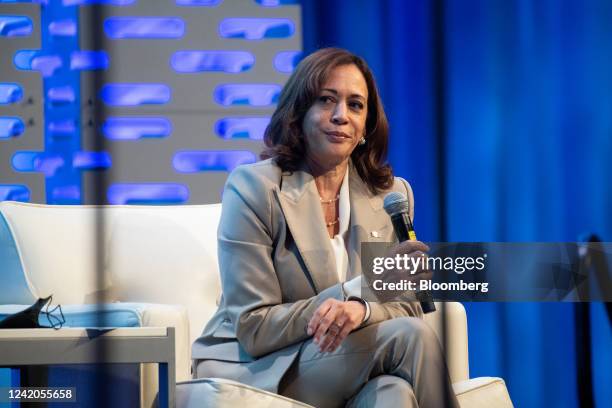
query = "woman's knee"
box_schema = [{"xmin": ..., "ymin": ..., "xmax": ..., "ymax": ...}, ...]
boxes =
[
  {"xmin": 375, "ymin": 317, "xmax": 446, "ymax": 370},
  {"xmin": 328, "ymin": 317, "xmax": 440, "ymax": 358},
  {"xmin": 380, "ymin": 317, "xmax": 439, "ymax": 346}
]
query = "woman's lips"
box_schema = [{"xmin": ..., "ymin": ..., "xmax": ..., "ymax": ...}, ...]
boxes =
[{"xmin": 325, "ymin": 131, "xmax": 351, "ymax": 143}]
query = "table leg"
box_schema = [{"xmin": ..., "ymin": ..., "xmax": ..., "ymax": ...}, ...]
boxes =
[
  {"xmin": 9, "ymin": 368, "xmax": 20, "ymax": 408},
  {"xmin": 158, "ymin": 361, "xmax": 176, "ymax": 408},
  {"xmin": 158, "ymin": 363, "xmax": 168, "ymax": 408},
  {"xmin": 16, "ymin": 366, "xmax": 48, "ymax": 408}
]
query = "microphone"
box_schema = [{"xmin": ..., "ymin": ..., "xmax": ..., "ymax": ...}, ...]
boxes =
[{"xmin": 383, "ymin": 191, "xmax": 436, "ymax": 314}]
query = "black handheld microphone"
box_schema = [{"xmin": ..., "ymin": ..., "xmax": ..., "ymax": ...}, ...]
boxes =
[{"xmin": 383, "ymin": 192, "xmax": 436, "ymax": 314}]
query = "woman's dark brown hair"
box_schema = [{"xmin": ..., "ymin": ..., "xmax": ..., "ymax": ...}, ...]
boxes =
[{"xmin": 261, "ymin": 47, "xmax": 393, "ymax": 194}]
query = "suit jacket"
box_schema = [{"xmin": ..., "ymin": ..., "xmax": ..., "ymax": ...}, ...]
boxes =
[{"xmin": 192, "ymin": 159, "xmax": 422, "ymax": 390}]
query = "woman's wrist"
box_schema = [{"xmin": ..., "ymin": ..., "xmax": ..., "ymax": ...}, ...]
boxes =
[{"xmin": 346, "ymin": 295, "xmax": 371, "ymax": 324}]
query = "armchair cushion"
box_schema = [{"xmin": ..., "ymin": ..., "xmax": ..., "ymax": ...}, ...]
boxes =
[
  {"xmin": 176, "ymin": 378, "xmax": 314, "ymax": 408},
  {"xmin": 1, "ymin": 303, "xmax": 148, "ymax": 328},
  {"xmin": 0, "ymin": 212, "xmax": 34, "ymax": 304},
  {"xmin": 453, "ymin": 377, "xmax": 514, "ymax": 408}
]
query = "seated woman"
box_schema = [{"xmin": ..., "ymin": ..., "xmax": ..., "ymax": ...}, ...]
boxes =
[{"xmin": 192, "ymin": 48, "xmax": 459, "ymax": 408}]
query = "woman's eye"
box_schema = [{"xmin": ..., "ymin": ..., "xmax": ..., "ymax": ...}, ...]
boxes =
[
  {"xmin": 319, "ymin": 96, "xmax": 333, "ymax": 104},
  {"xmin": 349, "ymin": 101, "xmax": 364, "ymax": 110}
]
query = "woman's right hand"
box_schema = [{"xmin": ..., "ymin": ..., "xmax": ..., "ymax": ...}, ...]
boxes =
[
  {"xmin": 372, "ymin": 240, "xmax": 432, "ymax": 302},
  {"xmin": 307, "ymin": 298, "xmax": 366, "ymax": 353}
]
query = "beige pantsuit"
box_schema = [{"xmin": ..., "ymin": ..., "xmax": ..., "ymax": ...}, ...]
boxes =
[{"xmin": 192, "ymin": 159, "xmax": 458, "ymax": 407}]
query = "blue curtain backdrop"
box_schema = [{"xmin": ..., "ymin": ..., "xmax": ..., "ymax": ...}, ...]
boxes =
[{"xmin": 301, "ymin": 1, "xmax": 612, "ymax": 407}]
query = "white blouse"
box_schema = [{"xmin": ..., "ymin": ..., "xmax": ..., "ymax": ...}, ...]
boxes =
[
  {"xmin": 328, "ymin": 166, "xmax": 371, "ymax": 322},
  {"xmin": 329, "ymin": 166, "xmax": 350, "ymax": 282}
]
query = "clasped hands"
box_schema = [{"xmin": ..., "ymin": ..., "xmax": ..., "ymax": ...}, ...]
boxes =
[{"xmin": 307, "ymin": 240, "xmax": 431, "ymax": 353}]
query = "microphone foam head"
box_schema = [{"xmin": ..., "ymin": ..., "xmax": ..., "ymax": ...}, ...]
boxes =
[{"xmin": 383, "ymin": 191, "xmax": 410, "ymax": 217}]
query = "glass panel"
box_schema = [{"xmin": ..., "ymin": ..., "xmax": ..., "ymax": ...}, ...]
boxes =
[
  {"xmin": 0, "ymin": 117, "xmax": 25, "ymax": 138},
  {"xmin": 102, "ymin": 117, "xmax": 171, "ymax": 140},
  {"xmin": 219, "ymin": 17, "xmax": 294, "ymax": 40},
  {"xmin": 0, "ymin": 185, "xmax": 30, "ymax": 202},
  {"xmin": 47, "ymin": 86, "xmax": 76, "ymax": 104},
  {"xmin": 12, "ymin": 152, "xmax": 65, "ymax": 176},
  {"xmin": 0, "ymin": 15, "xmax": 32, "ymax": 36},
  {"xmin": 0, "ymin": 83, "xmax": 23, "ymax": 104},
  {"xmin": 63, "ymin": 0, "xmax": 135, "ymax": 5},
  {"xmin": 51, "ymin": 185, "xmax": 80, "ymax": 201},
  {"xmin": 48, "ymin": 119, "xmax": 76, "ymax": 138},
  {"xmin": 14, "ymin": 51, "xmax": 63, "ymax": 77},
  {"xmin": 215, "ymin": 117, "xmax": 269, "ymax": 140},
  {"xmin": 70, "ymin": 50, "xmax": 109, "ymax": 70},
  {"xmin": 176, "ymin": 0, "xmax": 221, "ymax": 6},
  {"xmin": 173, "ymin": 150, "xmax": 256, "ymax": 172},
  {"xmin": 171, "ymin": 50, "xmax": 254, "ymax": 73},
  {"xmin": 273, "ymin": 50, "xmax": 301, "ymax": 73},
  {"xmin": 73, "ymin": 151, "xmax": 112, "ymax": 169},
  {"xmin": 108, "ymin": 183, "xmax": 189, "ymax": 205},
  {"xmin": 254, "ymin": 0, "xmax": 298, "ymax": 6},
  {"xmin": 104, "ymin": 17, "xmax": 185, "ymax": 39},
  {"xmin": 99, "ymin": 83, "xmax": 170, "ymax": 106},
  {"xmin": 213, "ymin": 84, "xmax": 280, "ymax": 107},
  {"xmin": 49, "ymin": 19, "xmax": 77, "ymax": 36}
]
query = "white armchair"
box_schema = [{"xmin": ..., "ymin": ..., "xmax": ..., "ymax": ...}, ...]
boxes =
[{"xmin": 0, "ymin": 201, "xmax": 512, "ymax": 407}]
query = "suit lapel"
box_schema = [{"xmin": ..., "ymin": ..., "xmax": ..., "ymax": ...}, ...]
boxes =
[
  {"xmin": 346, "ymin": 170, "xmax": 392, "ymax": 280},
  {"xmin": 275, "ymin": 169, "xmax": 338, "ymax": 294}
]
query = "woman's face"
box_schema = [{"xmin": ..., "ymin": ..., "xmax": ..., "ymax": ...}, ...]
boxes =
[{"xmin": 302, "ymin": 64, "xmax": 369, "ymax": 169}]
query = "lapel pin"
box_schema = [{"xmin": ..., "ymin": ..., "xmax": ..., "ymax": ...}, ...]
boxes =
[{"xmin": 371, "ymin": 231, "xmax": 380, "ymax": 238}]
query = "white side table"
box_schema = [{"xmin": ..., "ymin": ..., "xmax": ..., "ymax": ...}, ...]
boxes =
[{"xmin": 0, "ymin": 327, "xmax": 175, "ymax": 407}]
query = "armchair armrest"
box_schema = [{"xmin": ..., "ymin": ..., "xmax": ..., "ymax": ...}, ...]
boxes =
[
  {"xmin": 129, "ymin": 303, "xmax": 190, "ymax": 408},
  {"xmin": 423, "ymin": 302, "xmax": 470, "ymax": 383}
]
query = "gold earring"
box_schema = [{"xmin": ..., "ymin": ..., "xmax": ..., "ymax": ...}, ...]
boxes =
[{"xmin": 359, "ymin": 137, "xmax": 366, "ymax": 145}]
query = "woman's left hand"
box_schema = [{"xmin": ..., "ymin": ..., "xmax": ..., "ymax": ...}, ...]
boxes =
[{"xmin": 307, "ymin": 298, "xmax": 365, "ymax": 353}]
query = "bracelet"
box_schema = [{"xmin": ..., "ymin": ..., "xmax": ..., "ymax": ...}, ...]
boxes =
[{"xmin": 346, "ymin": 296, "xmax": 371, "ymax": 324}]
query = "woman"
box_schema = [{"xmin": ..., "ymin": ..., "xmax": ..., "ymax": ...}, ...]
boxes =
[{"xmin": 192, "ymin": 48, "xmax": 459, "ymax": 408}]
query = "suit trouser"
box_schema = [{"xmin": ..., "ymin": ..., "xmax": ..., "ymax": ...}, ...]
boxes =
[{"xmin": 197, "ymin": 317, "xmax": 459, "ymax": 408}]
